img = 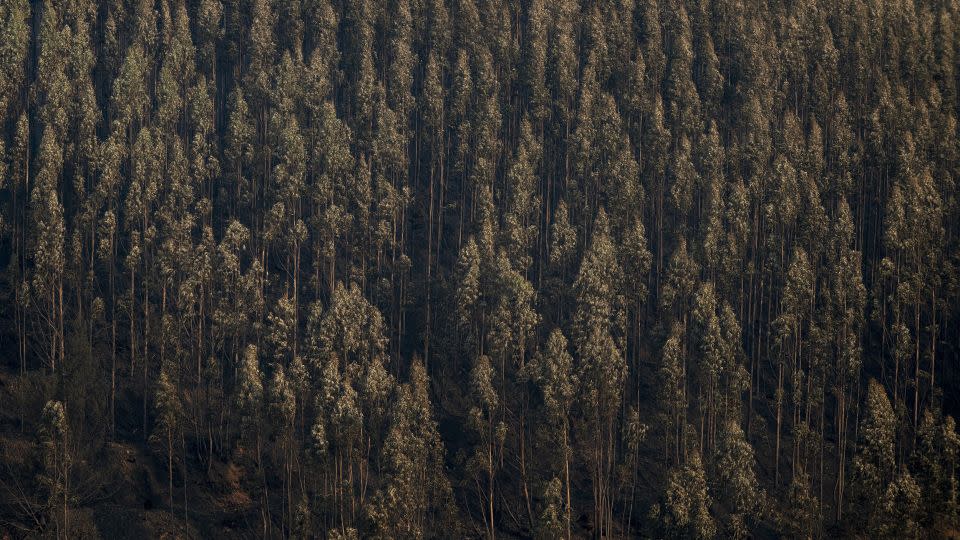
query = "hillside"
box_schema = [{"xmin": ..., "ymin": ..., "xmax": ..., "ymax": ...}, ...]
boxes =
[{"xmin": 1, "ymin": 0, "xmax": 960, "ymax": 538}]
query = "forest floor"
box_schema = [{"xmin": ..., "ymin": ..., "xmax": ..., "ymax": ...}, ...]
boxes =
[{"xmin": 0, "ymin": 365, "xmax": 269, "ymax": 539}]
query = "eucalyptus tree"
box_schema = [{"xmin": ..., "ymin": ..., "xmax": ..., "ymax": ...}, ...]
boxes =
[
  {"xmin": 385, "ymin": 0, "xmax": 415, "ymax": 123},
  {"xmin": 466, "ymin": 353, "xmax": 504, "ymax": 539},
  {"xmin": 236, "ymin": 343, "xmax": 271, "ymax": 535},
  {"xmin": 194, "ymin": 0, "xmax": 222, "ymax": 83},
  {"xmin": 535, "ymin": 478, "xmax": 565, "ymax": 540},
  {"xmin": 831, "ymin": 197, "xmax": 866, "ymax": 517},
  {"xmin": 225, "ymin": 88, "xmax": 255, "ymax": 219},
  {"xmin": 267, "ymin": 362, "xmax": 298, "ymax": 535},
  {"xmin": 304, "ymin": 96, "xmax": 353, "ymax": 298},
  {"xmin": 8, "ymin": 114, "xmax": 30, "ymax": 376},
  {"xmin": 658, "ymin": 448, "xmax": 715, "ymax": 539},
  {"xmin": 304, "ymin": 0, "xmax": 339, "ymax": 67},
  {"xmin": 503, "ymin": 118, "xmax": 541, "ymax": 274},
  {"xmin": 772, "ymin": 247, "xmax": 815, "ymax": 486},
  {"xmin": 714, "ymin": 419, "xmax": 762, "ymax": 538},
  {"xmin": 456, "ymin": 236, "xmax": 484, "ymax": 361},
  {"xmin": 369, "ymin": 360, "xmax": 455, "ymax": 538},
  {"xmin": 420, "ymin": 48, "xmax": 446, "ymax": 365},
  {"xmin": 848, "ymin": 379, "xmax": 897, "ymax": 536},
  {"xmin": 880, "ymin": 470, "xmax": 922, "ymax": 538},
  {"xmin": 156, "ymin": 1, "xmax": 195, "ymax": 139},
  {"xmin": 30, "ymin": 127, "xmax": 66, "ymax": 373},
  {"xmin": 522, "ymin": 0, "xmax": 548, "ymax": 125},
  {"xmin": 659, "ymin": 321, "xmax": 687, "ymax": 464},
  {"xmin": 523, "ymin": 328, "xmax": 577, "ymax": 539},
  {"xmin": 267, "ymin": 83, "xmax": 308, "ymax": 343},
  {"xmin": 30, "ymin": 0, "xmax": 72, "ymax": 375},
  {"xmin": 152, "ymin": 360, "xmax": 183, "ymax": 514},
  {"xmin": 572, "ymin": 210, "xmax": 626, "ymax": 536},
  {"xmin": 123, "ymin": 126, "xmax": 163, "ymax": 436},
  {"xmin": 0, "ymin": 0, "xmax": 28, "ymax": 117},
  {"xmin": 664, "ymin": 3, "xmax": 702, "ymax": 142},
  {"xmin": 315, "ymin": 282, "xmax": 394, "ymax": 531},
  {"xmin": 881, "ymin": 149, "xmax": 944, "ymax": 427},
  {"xmin": 39, "ymin": 400, "xmax": 70, "ymax": 539},
  {"xmin": 545, "ymin": 0, "xmax": 577, "ymax": 187},
  {"xmin": 912, "ymin": 409, "xmax": 960, "ymax": 528}
]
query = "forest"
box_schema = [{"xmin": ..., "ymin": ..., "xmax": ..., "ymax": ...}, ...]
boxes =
[{"xmin": 0, "ymin": 0, "xmax": 959, "ymax": 537}]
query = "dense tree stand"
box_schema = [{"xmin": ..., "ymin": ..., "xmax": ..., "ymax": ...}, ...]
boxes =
[{"xmin": 0, "ymin": 0, "xmax": 959, "ymax": 537}]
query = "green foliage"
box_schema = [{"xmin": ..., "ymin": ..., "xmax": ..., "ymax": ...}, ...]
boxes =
[
  {"xmin": 715, "ymin": 420, "xmax": 762, "ymax": 538},
  {"xmin": 535, "ymin": 477, "xmax": 565, "ymax": 540},
  {"xmin": 0, "ymin": 0, "xmax": 29, "ymax": 113},
  {"xmin": 369, "ymin": 360, "xmax": 455, "ymax": 538},
  {"xmin": 573, "ymin": 210, "xmax": 626, "ymax": 416},
  {"xmin": 236, "ymin": 344, "xmax": 264, "ymax": 436},
  {"xmin": 2, "ymin": 1, "xmax": 960, "ymax": 537},
  {"xmin": 661, "ymin": 450, "xmax": 715, "ymax": 539},
  {"xmin": 849, "ymin": 379, "xmax": 897, "ymax": 534}
]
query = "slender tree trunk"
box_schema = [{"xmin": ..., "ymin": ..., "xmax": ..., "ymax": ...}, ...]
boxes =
[
  {"xmin": 564, "ymin": 423, "xmax": 572, "ymax": 540},
  {"xmin": 168, "ymin": 429, "xmax": 174, "ymax": 513},
  {"xmin": 914, "ymin": 301, "xmax": 921, "ymax": 430},
  {"xmin": 488, "ymin": 419, "xmax": 496, "ymax": 539},
  {"xmin": 775, "ymin": 358, "xmax": 784, "ymax": 487}
]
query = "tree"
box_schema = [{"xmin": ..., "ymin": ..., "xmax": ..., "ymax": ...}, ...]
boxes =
[
  {"xmin": 881, "ymin": 155, "xmax": 944, "ymax": 427},
  {"xmin": 456, "ymin": 237, "xmax": 483, "ymax": 357},
  {"xmin": 691, "ymin": 281, "xmax": 722, "ymax": 449},
  {"xmin": 572, "ymin": 209, "xmax": 626, "ymax": 536},
  {"xmin": 305, "ymin": 98, "xmax": 352, "ymax": 296},
  {"xmin": 313, "ymin": 282, "xmax": 393, "ymax": 532},
  {"xmin": 535, "ymin": 478, "xmax": 565, "ymax": 539},
  {"xmin": 385, "ymin": 0, "xmax": 414, "ymax": 121},
  {"xmin": 109, "ymin": 41, "xmax": 149, "ymax": 140},
  {"xmin": 523, "ymin": 0, "xmax": 548, "ymax": 123},
  {"xmin": 523, "ymin": 328, "xmax": 577, "ymax": 539},
  {"xmin": 622, "ymin": 212, "xmax": 652, "ymax": 368},
  {"xmin": 155, "ymin": 1, "xmax": 195, "ymax": 135},
  {"xmin": 773, "ymin": 247, "xmax": 815, "ymax": 486},
  {"xmin": 880, "ymin": 470, "xmax": 922, "ymax": 538},
  {"xmin": 31, "ymin": 128, "xmax": 66, "ymax": 373},
  {"xmin": 225, "ymin": 88, "xmax": 254, "ymax": 216},
  {"xmin": 503, "ymin": 118, "xmax": 541, "ymax": 273},
  {"xmin": 247, "ymin": 0, "xmax": 277, "ymax": 109},
  {"xmin": 369, "ymin": 360, "xmax": 455, "ymax": 538},
  {"xmin": 488, "ymin": 251, "xmax": 538, "ymax": 367},
  {"xmin": 304, "ymin": 0, "xmax": 339, "ymax": 71},
  {"xmin": 276, "ymin": 0, "xmax": 304, "ymax": 57},
  {"xmin": 781, "ymin": 471, "xmax": 818, "ymax": 538},
  {"xmin": 267, "ymin": 102, "xmax": 307, "ymax": 333},
  {"xmin": 664, "ymin": 4, "xmax": 701, "ymax": 139},
  {"xmin": 849, "ymin": 379, "xmax": 897, "ymax": 535},
  {"xmin": 267, "ymin": 363, "xmax": 297, "ymax": 534},
  {"xmin": 714, "ymin": 420, "xmax": 762, "ymax": 538},
  {"xmin": 659, "ymin": 321, "xmax": 687, "ymax": 463},
  {"xmin": 659, "ymin": 449, "xmax": 715, "ymax": 539},
  {"xmin": 467, "ymin": 353, "xmax": 504, "ymax": 539},
  {"xmin": 39, "ymin": 400, "xmax": 70, "ymax": 538},
  {"xmin": 912, "ymin": 409, "xmax": 960, "ymax": 528},
  {"xmin": 236, "ymin": 347, "xmax": 265, "ymax": 440},
  {"xmin": 832, "ymin": 197, "xmax": 866, "ymax": 519},
  {"xmin": 660, "ymin": 237, "xmax": 699, "ymax": 327},
  {"xmin": 547, "ymin": 204, "xmax": 573, "ymax": 266},
  {"xmin": 0, "ymin": 0, "xmax": 28, "ymax": 115},
  {"xmin": 236, "ymin": 344, "xmax": 269, "ymax": 534},
  {"xmin": 152, "ymin": 360, "xmax": 183, "ymax": 514},
  {"xmin": 546, "ymin": 0, "xmax": 577, "ymax": 153},
  {"xmin": 195, "ymin": 0, "xmax": 222, "ymax": 79}
]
